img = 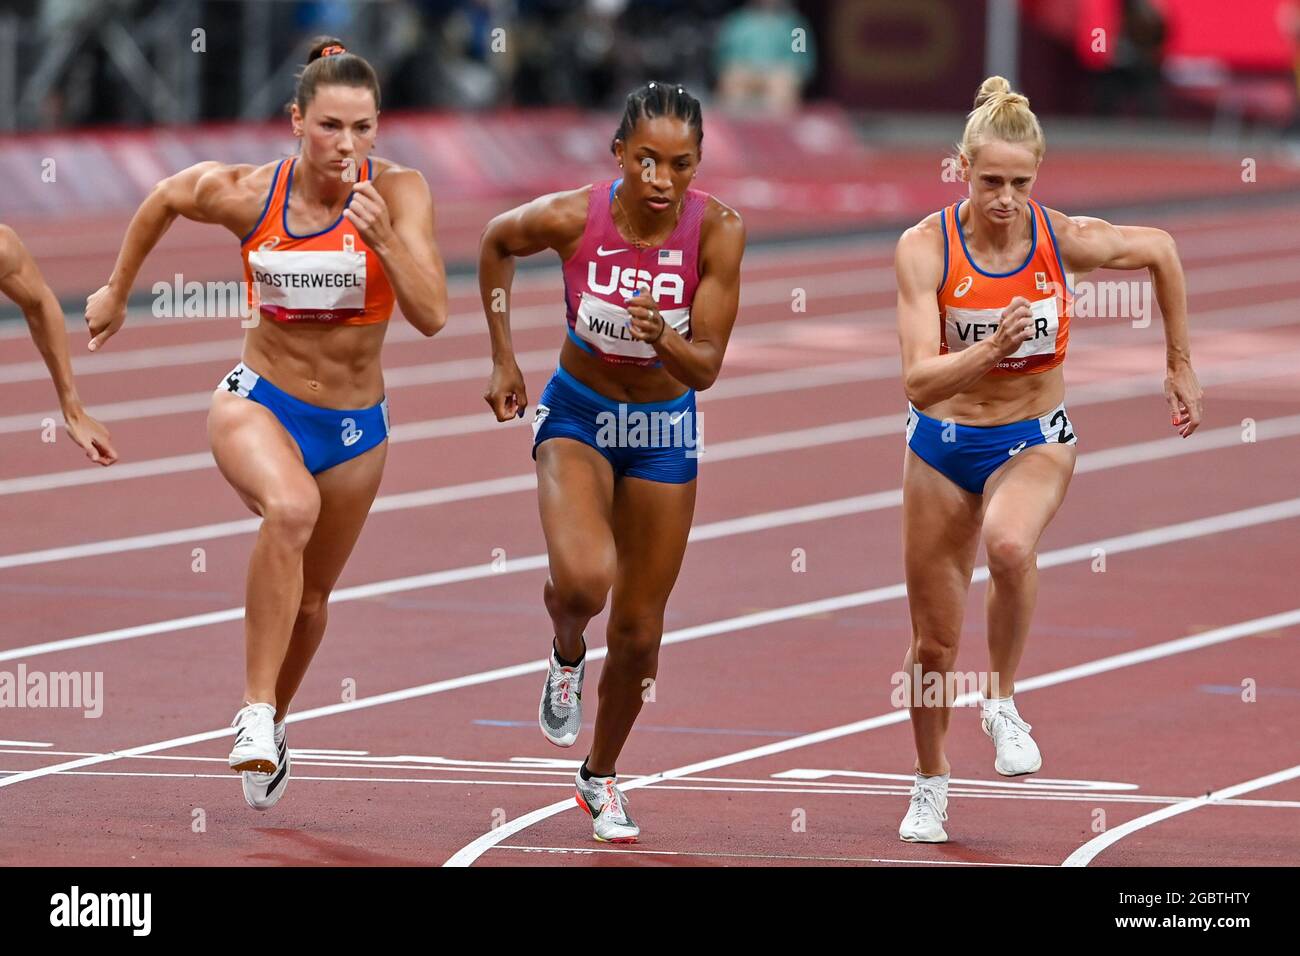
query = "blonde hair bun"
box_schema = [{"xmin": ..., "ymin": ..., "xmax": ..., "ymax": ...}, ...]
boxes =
[{"xmin": 959, "ymin": 75, "xmax": 1044, "ymax": 163}]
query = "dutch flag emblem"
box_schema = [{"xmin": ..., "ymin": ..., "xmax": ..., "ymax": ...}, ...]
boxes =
[{"xmin": 658, "ymin": 249, "xmax": 682, "ymax": 266}]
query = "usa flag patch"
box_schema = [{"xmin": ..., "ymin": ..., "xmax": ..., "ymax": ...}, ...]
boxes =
[{"xmin": 658, "ymin": 249, "xmax": 682, "ymax": 266}]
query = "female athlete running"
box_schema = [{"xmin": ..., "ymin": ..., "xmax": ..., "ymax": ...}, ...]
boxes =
[
  {"xmin": 83, "ymin": 37, "xmax": 447, "ymax": 810},
  {"xmin": 479, "ymin": 82, "xmax": 745, "ymax": 843},
  {"xmin": 1, "ymin": 224, "xmax": 117, "ymax": 466},
  {"xmin": 894, "ymin": 77, "xmax": 1203, "ymax": 842}
]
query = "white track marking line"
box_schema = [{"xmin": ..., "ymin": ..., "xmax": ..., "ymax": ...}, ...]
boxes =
[
  {"xmin": 0, "ymin": 339, "xmax": 875, "ymax": 435},
  {"xmin": 0, "ymin": 264, "xmax": 875, "ymax": 385},
  {"xmin": 1061, "ymin": 763, "xmax": 1300, "ymax": 866},
  {"xmin": 5, "ymin": 338, "xmax": 1299, "ymax": 563},
  {"xmin": 1, "ymin": 222, "xmax": 1292, "ymax": 368},
  {"xmin": 4, "ymin": 289, "xmax": 1297, "ymax": 494},
  {"xmin": 6, "ymin": 288, "xmax": 1297, "ymax": 492},
  {"xmin": 3, "ymin": 261, "xmax": 1297, "ymax": 433},
  {"xmin": 445, "ymin": 605, "xmax": 1300, "ymax": 865},
  {"xmin": 5, "ymin": 405, "xmax": 1298, "ymax": 658},
  {"xmin": 5, "ymin": 748, "xmax": 1293, "ymax": 809},
  {"xmin": 0, "ymin": 214, "xmax": 1294, "ymax": 349},
  {"xmin": 486, "ymin": 845, "xmax": 1057, "ymax": 865},
  {"xmin": 8, "ymin": 758, "xmax": 1296, "ymax": 809},
  {"xmin": 0, "ymin": 349, "xmax": 872, "ymax": 494},
  {"xmin": 0, "ymin": 740, "xmax": 52, "ymax": 747},
  {"xmin": 3, "ymin": 498, "xmax": 1296, "ymax": 802}
]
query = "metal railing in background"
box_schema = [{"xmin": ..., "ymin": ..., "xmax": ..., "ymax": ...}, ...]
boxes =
[{"xmin": 0, "ymin": 0, "xmax": 419, "ymax": 133}]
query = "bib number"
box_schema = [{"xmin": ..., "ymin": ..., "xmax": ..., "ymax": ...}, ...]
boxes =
[{"xmin": 1048, "ymin": 408, "xmax": 1076, "ymax": 444}]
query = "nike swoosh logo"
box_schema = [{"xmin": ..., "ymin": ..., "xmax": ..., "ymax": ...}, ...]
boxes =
[
  {"xmin": 669, "ymin": 411, "xmax": 686, "ymax": 425},
  {"xmin": 596, "ymin": 246, "xmax": 628, "ymax": 257}
]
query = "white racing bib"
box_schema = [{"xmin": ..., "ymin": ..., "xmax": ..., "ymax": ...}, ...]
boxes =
[
  {"xmin": 944, "ymin": 295, "xmax": 1059, "ymax": 360},
  {"xmin": 247, "ymin": 248, "xmax": 367, "ymax": 319},
  {"xmin": 575, "ymin": 292, "xmax": 690, "ymax": 361}
]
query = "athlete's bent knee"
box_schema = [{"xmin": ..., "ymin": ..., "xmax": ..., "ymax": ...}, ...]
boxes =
[
  {"xmin": 547, "ymin": 570, "xmax": 611, "ymax": 621},
  {"xmin": 985, "ymin": 533, "xmax": 1036, "ymax": 580},
  {"xmin": 297, "ymin": 588, "xmax": 329, "ymax": 623},
  {"xmin": 260, "ymin": 494, "xmax": 321, "ymax": 551},
  {"xmin": 913, "ymin": 635, "xmax": 958, "ymax": 675},
  {"xmin": 605, "ymin": 620, "xmax": 660, "ymax": 675}
]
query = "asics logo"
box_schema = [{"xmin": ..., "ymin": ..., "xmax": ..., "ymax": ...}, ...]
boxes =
[
  {"xmin": 341, "ymin": 417, "xmax": 363, "ymax": 447},
  {"xmin": 596, "ymin": 245, "xmax": 628, "ymax": 257},
  {"xmin": 259, "ymin": 236, "xmax": 282, "ymax": 251},
  {"xmin": 1007, "ymin": 440, "xmax": 1028, "ymax": 456},
  {"xmin": 953, "ymin": 276, "xmax": 974, "ymax": 298}
]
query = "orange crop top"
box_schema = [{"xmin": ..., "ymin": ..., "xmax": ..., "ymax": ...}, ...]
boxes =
[
  {"xmin": 240, "ymin": 157, "xmax": 395, "ymax": 326},
  {"xmin": 935, "ymin": 199, "xmax": 1072, "ymax": 376}
]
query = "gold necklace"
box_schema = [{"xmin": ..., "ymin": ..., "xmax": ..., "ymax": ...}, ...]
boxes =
[{"xmin": 613, "ymin": 185, "xmax": 682, "ymax": 249}]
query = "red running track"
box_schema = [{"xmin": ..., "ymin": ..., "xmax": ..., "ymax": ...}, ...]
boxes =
[{"xmin": 0, "ymin": 200, "xmax": 1298, "ymax": 867}]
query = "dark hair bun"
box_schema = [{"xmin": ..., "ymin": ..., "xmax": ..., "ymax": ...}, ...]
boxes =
[{"xmin": 307, "ymin": 36, "xmax": 347, "ymax": 63}]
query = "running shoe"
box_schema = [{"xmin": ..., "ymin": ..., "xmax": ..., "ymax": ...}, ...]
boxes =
[
  {"xmin": 899, "ymin": 772, "xmax": 949, "ymax": 843},
  {"xmin": 241, "ymin": 719, "xmax": 289, "ymax": 810},
  {"xmin": 980, "ymin": 696, "xmax": 1042, "ymax": 776},
  {"xmin": 539, "ymin": 644, "xmax": 585, "ymax": 747},
  {"xmin": 575, "ymin": 769, "xmax": 639, "ymax": 843},
  {"xmin": 228, "ymin": 702, "xmax": 277, "ymax": 774}
]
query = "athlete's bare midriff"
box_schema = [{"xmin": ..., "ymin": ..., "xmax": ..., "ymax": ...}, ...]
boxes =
[
  {"xmin": 242, "ymin": 316, "xmax": 389, "ymax": 408},
  {"xmin": 558, "ymin": 335, "xmax": 690, "ymax": 404},
  {"xmin": 921, "ymin": 363, "xmax": 1065, "ymax": 426}
]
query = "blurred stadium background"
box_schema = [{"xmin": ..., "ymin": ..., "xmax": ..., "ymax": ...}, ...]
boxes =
[{"xmin": 2, "ymin": 0, "xmax": 1299, "ymax": 309}]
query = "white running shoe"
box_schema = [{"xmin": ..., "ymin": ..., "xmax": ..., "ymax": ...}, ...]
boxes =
[
  {"xmin": 228, "ymin": 702, "xmax": 278, "ymax": 774},
  {"xmin": 241, "ymin": 719, "xmax": 289, "ymax": 810},
  {"xmin": 981, "ymin": 697, "xmax": 1042, "ymax": 776},
  {"xmin": 899, "ymin": 772, "xmax": 950, "ymax": 843},
  {"xmin": 539, "ymin": 644, "xmax": 585, "ymax": 748},
  {"xmin": 574, "ymin": 769, "xmax": 639, "ymax": 843}
]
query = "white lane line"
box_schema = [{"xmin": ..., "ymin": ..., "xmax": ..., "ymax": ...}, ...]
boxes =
[
  {"xmin": 1061, "ymin": 763, "xmax": 1300, "ymax": 866},
  {"xmin": 0, "ymin": 236, "xmax": 876, "ymax": 341},
  {"xmin": 7, "ymin": 755, "xmax": 1296, "ymax": 809},
  {"xmin": 0, "ymin": 349, "xmax": 876, "ymax": 494},
  {"xmin": 6, "ymin": 283, "xmax": 1298, "ymax": 491},
  {"xmin": 4, "ymin": 265, "xmax": 1298, "ymax": 434},
  {"xmin": 2, "ymin": 215, "xmax": 1295, "ymax": 351},
  {"xmin": 5, "ymin": 401, "xmax": 1298, "ymax": 656},
  {"xmin": 0, "ymin": 331, "xmax": 874, "ymax": 435},
  {"xmin": 0, "ymin": 263, "xmax": 876, "ymax": 386},
  {"xmin": 2, "ymin": 224, "xmax": 1293, "ymax": 374},
  {"xmin": 487, "ymin": 845, "xmax": 1056, "ymax": 865},
  {"xmin": 5, "ymin": 747, "xmax": 1291, "ymax": 809},
  {"xmin": 4, "ymin": 359, "xmax": 1299, "ymax": 571},
  {"xmin": 0, "ymin": 740, "xmax": 52, "ymax": 747},
  {"xmin": 445, "ymin": 605, "xmax": 1300, "ymax": 866},
  {"xmin": 5, "ymin": 319, "xmax": 1294, "ymax": 554},
  {"xmin": 4, "ymin": 497, "xmax": 1297, "ymax": 797},
  {"xmin": 0, "ymin": 491, "xmax": 887, "ymax": 662}
]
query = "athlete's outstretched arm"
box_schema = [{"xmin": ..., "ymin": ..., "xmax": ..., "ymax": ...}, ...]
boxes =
[
  {"xmin": 626, "ymin": 201, "xmax": 745, "ymax": 391},
  {"xmin": 895, "ymin": 222, "xmax": 1033, "ymax": 409},
  {"xmin": 1051, "ymin": 212, "xmax": 1202, "ymax": 437},
  {"xmin": 84, "ymin": 161, "xmax": 241, "ymax": 351},
  {"xmin": 478, "ymin": 190, "xmax": 586, "ymax": 421},
  {"xmin": 0, "ymin": 225, "xmax": 117, "ymax": 465},
  {"xmin": 348, "ymin": 171, "xmax": 447, "ymax": 336}
]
